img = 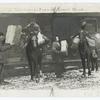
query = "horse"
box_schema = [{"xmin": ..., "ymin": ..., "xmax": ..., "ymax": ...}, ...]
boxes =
[
  {"xmin": 20, "ymin": 26, "xmax": 49, "ymax": 82},
  {"xmin": 78, "ymin": 30, "xmax": 92, "ymax": 76},
  {"xmin": 71, "ymin": 30, "xmax": 93, "ymax": 77},
  {"xmin": 84, "ymin": 35, "xmax": 98, "ymax": 72}
]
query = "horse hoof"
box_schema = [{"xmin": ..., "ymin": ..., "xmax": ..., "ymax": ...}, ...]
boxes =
[
  {"xmin": 91, "ymin": 69, "xmax": 94, "ymax": 71},
  {"xmin": 88, "ymin": 72, "xmax": 91, "ymax": 76},
  {"xmin": 82, "ymin": 73, "xmax": 86, "ymax": 77},
  {"xmin": 30, "ymin": 78, "xmax": 33, "ymax": 81},
  {"xmin": 91, "ymin": 70, "xmax": 95, "ymax": 73},
  {"xmin": 88, "ymin": 74, "xmax": 91, "ymax": 76},
  {"xmin": 96, "ymin": 68, "xmax": 98, "ymax": 72},
  {"xmin": 30, "ymin": 77, "xmax": 36, "ymax": 81},
  {"xmin": 39, "ymin": 78, "xmax": 44, "ymax": 82},
  {"xmin": 36, "ymin": 78, "xmax": 40, "ymax": 83}
]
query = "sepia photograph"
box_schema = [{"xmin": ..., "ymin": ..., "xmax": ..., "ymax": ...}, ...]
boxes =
[{"xmin": 0, "ymin": 3, "xmax": 100, "ymax": 97}]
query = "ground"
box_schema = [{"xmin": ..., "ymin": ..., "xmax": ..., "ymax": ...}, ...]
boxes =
[
  {"xmin": 1, "ymin": 69, "xmax": 100, "ymax": 90},
  {"xmin": 0, "ymin": 67, "xmax": 100, "ymax": 96}
]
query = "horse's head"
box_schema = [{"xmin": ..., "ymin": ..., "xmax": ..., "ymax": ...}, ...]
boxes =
[{"xmin": 28, "ymin": 23, "xmax": 41, "ymax": 36}]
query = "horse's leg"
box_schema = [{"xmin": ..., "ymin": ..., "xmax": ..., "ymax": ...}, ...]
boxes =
[
  {"xmin": 87, "ymin": 56, "xmax": 91, "ymax": 76},
  {"xmin": 81, "ymin": 58, "xmax": 86, "ymax": 77},
  {"xmin": 91, "ymin": 52, "xmax": 95, "ymax": 71},
  {"xmin": 79, "ymin": 45, "xmax": 86, "ymax": 77},
  {"xmin": 32, "ymin": 59, "xmax": 39, "ymax": 82},
  {"xmin": 26, "ymin": 49, "xmax": 34, "ymax": 80},
  {"xmin": 38, "ymin": 56, "xmax": 42, "ymax": 78},
  {"xmin": 34, "ymin": 58, "xmax": 40, "ymax": 83},
  {"xmin": 33, "ymin": 59, "xmax": 37, "ymax": 77},
  {"xmin": 95, "ymin": 59, "xmax": 98, "ymax": 71},
  {"xmin": 31, "ymin": 60, "xmax": 36, "ymax": 80},
  {"xmin": 38, "ymin": 64, "xmax": 42, "ymax": 82},
  {"xmin": 91, "ymin": 57, "xmax": 95, "ymax": 71},
  {"xmin": 37, "ymin": 56, "xmax": 43, "ymax": 83},
  {"xmin": 0, "ymin": 63, "xmax": 4, "ymax": 83}
]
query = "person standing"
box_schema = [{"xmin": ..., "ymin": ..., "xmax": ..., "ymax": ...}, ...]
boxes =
[
  {"xmin": 0, "ymin": 32, "xmax": 12, "ymax": 84},
  {"xmin": 52, "ymin": 36, "xmax": 64, "ymax": 78}
]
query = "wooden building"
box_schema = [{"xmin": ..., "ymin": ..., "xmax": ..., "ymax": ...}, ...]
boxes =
[{"xmin": 0, "ymin": 13, "xmax": 100, "ymax": 65}]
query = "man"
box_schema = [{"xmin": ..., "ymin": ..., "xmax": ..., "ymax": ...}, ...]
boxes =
[
  {"xmin": 0, "ymin": 32, "xmax": 12, "ymax": 84},
  {"xmin": 52, "ymin": 36, "xmax": 64, "ymax": 78}
]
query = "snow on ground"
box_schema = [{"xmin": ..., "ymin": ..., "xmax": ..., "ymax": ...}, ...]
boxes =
[{"xmin": 0, "ymin": 68, "xmax": 100, "ymax": 96}]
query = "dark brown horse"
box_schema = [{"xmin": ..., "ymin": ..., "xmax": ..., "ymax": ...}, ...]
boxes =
[
  {"xmin": 78, "ymin": 30, "xmax": 92, "ymax": 76},
  {"xmin": 71, "ymin": 31, "xmax": 99, "ymax": 77},
  {"xmin": 20, "ymin": 23, "xmax": 49, "ymax": 82}
]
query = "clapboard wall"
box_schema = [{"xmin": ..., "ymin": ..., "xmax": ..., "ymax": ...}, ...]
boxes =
[{"xmin": 0, "ymin": 13, "xmax": 100, "ymax": 65}]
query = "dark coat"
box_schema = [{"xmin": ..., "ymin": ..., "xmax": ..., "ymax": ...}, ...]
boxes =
[{"xmin": 0, "ymin": 43, "xmax": 11, "ymax": 63}]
